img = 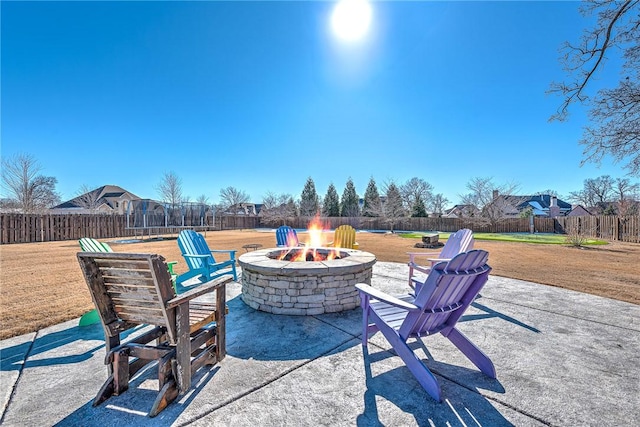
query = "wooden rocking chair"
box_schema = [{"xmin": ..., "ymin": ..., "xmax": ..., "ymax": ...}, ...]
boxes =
[{"xmin": 77, "ymin": 251, "xmax": 229, "ymax": 417}]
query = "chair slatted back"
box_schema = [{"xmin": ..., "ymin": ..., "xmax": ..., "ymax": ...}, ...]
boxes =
[
  {"xmin": 79, "ymin": 237, "xmax": 113, "ymax": 253},
  {"xmin": 439, "ymin": 229, "xmax": 474, "ymax": 259},
  {"xmin": 276, "ymin": 226, "xmax": 299, "ymax": 247},
  {"xmin": 334, "ymin": 225, "xmax": 357, "ymax": 249},
  {"xmin": 178, "ymin": 230, "xmax": 214, "ymax": 271},
  {"xmin": 400, "ymin": 250, "xmax": 491, "ymax": 340},
  {"xmin": 77, "ymin": 252, "xmax": 178, "ymax": 343}
]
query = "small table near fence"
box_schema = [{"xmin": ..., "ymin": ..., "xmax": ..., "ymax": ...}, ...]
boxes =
[{"xmin": 242, "ymin": 243, "xmax": 263, "ymax": 252}]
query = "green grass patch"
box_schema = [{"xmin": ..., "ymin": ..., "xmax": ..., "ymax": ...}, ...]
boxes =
[{"xmin": 398, "ymin": 232, "xmax": 608, "ymax": 245}]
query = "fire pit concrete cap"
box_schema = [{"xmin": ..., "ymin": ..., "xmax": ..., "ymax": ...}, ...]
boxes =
[{"xmin": 238, "ymin": 247, "xmax": 376, "ymax": 276}]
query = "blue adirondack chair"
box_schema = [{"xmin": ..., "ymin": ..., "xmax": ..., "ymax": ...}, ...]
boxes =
[
  {"xmin": 355, "ymin": 250, "xmax": 495, "ymax": 402},
  {"xmin": 176, "ymin": 230, "xmax": 237, "ymax": 288},
  {"xmin": 276, "ymin": 225, "xmax": 300, "ymax": 247}
]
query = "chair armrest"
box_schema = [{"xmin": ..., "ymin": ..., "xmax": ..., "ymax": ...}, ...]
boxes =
[
  {"xmin": 167, "ymin": 261, "xmax": 178, "ymax": 275},
  {"xmin": 183, "ymin": 254, "xmax": 210, "ymax": 259},
  {"xmin": 355, "ymin": 284, "xmax": 418, "ymax": 311},
  {"xmin": 408, "ymin": 263, "xmax": 432, "ymax": 275},
  {"xmin": 167, "ymin": 276, "xmax": 232, "ymax": 309},
  {"xmin": 209, "ymin": 250, "xmax": 237, "ymax": 254},
  {"xmin": 407, "ymin": 251, "xmax": 440, "ymax": 260}
]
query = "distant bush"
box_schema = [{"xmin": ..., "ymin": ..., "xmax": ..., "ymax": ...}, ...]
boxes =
[{"xmin": 564, "ymin": 222, "xmax": 596, "ymax": 247}]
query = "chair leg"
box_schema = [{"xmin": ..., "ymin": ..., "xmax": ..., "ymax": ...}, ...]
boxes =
[
  {"xmin": 376, "ymin": 320, "xmax": 442, "ymax": 402},
  {"xmin": 393, "ymin": 340, "xmax": 441, "ymax": 401},
  {"xmin": 112, "ymin": 349, "xmax": 130, "ymax": 396},
  {"xmin": 175, "ymin": 303, "xmax": 192, "ymax": 393},
  {"xmin": 215, "ymin": 284, "xmax": 227, "ymax": 360},
  {"xmin": 445, "ymin": 328, "xmax": 496, "ymax": 378},
  {"xmin": 361, "ymin": 294, "xmax": 370, "ymax": 347},
  {"xmin": 149, "ymin": 379, "xmax": 179, "ymax": 418},
  {"xmin": 93, "ymin": 375, "xmax": 115, "ymax": 407}
]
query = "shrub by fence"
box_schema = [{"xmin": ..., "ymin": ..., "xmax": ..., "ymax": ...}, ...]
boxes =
[{"xmin": 1, "ymin": 213, "xmax": 638, "ymax": 244}]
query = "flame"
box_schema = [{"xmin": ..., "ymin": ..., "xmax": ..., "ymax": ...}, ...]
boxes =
[
  {"xmin": 276, "ymin": 215, "xmax": 341, "ymax": 261},
  {"xmin": 306, "ymin": 215, "xmax": 327, "ymax": 248}
]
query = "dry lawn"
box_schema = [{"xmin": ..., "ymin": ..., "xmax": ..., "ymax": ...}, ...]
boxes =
[{"xmin": 1, "ymin": 230, "xmax": 638, "ymax": 340}]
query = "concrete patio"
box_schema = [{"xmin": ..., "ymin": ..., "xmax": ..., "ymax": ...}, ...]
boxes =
[{"xmin": 1, "ymin": 262, "xmax": 638, "ymax": 426}]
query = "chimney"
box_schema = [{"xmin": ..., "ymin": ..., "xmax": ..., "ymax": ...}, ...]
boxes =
[
  {"xmin": 493, "ymin": 190, "xmax": 499, "ymax": 200},
  {"xmin": 548, "ymin": 196, "xmax": 560, "ymax": 218}
]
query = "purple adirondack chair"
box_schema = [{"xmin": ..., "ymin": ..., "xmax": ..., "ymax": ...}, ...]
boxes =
[
  {"xmin": 407, "ymin": 228, "xmax": 474, "ymax": 292},
  {"xmin": 356, "ymin": 249, "xmax": 495, "ymax": 402}
]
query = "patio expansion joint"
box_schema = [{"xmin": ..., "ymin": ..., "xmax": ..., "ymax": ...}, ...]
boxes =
[
  {"xmin": 0, "ymin": 329, "xmax": 39, "ymax": 425},
  {"xmin": 437, "ymin": 370, "xmax": 558, "ymax": 427},
  {"xmin": 482, "ymin": 295, "xmax": 640, "ymax": 332},
  {"xmin": 174, "ymin": 325, "xmax": 359, "ymax": 427}
]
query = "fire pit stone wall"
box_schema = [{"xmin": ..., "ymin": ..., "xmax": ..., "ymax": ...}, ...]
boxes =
[{"xmin": 238, "ymin": 248, "xmax": 376, "ymax": 315}]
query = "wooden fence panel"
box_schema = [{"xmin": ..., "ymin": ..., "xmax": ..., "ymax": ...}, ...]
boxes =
[
  {"xmin": 2, "ymin": 213, "xmax": 639, "ymax": 244},
  {"xmin": 554, "ymin": 215, "xmax": 640, "ymax": 243}
]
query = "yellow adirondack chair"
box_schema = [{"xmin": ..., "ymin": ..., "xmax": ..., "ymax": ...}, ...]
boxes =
[{"xmin": 329, "ymin": 225, "xmax": 359, "ymax": 249}]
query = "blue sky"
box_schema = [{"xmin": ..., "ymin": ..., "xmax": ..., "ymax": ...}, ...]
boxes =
[{"xmin": 1, "ymin": 0, "xmax": 628, "ymax": 207}]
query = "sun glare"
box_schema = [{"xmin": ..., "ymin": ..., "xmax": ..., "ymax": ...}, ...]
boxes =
[{"xmin": 331, "ymin": 0, "xmax": 372, "ymax": 42}]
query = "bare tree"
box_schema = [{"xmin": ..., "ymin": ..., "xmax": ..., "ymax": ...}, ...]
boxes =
[
  {"xmin": 614, "ymin": 177, "xmax": 640, "ymax": 215},
  {"xmin": 219, "ymin": 186, "xmax": 250, "ymax": 210},
  {"xmin": 459, "ymin": 177, "xmax": 520, "ymax": 226},
  {"xmin": 400, "ymin": 177, "xmax": 434, "ymax": 212},
  {"xmin": 156, "ymin": 171, "xmax": 183, "ymax": 207},
  {"xmin": 74, "ymin": 184, "xmax": 102, "ymax": 211},
  {"xmin": 549, "ymin": 0, "xmax": 640, "ymax": 175},
  {"xmin": 260, "ymin": 192, "xmax": 296, "ymax": 226},
  {"xmin": 1, "ymin": 153, "xmax": 60, "ymax": 213},
  {"xmin": 196, "ymin": 194, "xmax": 209, "ymax": 205},
  {"xmin": 428, "ymin": 193, "xmax": 449, "ymax": 216},
  {"xmin": 568, "ymin": 175, "xmax": 616, "ymax": 209}
]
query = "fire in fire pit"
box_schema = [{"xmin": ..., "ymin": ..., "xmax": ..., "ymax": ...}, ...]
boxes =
[
  {"xmin": 274, "ymin": 247, "xmax": 344, "ymax": 262},
  {"xmin": 274, "ymin": 215, "xmax": 346, "ymax": 261}
]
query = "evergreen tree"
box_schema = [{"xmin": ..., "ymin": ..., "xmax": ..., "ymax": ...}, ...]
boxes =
[
  {"xmin": 322, "ymin": 183, "xmax": 341, "ymax": 217},
  {"xmin": 362, "ymin": 177, "xmax": 381, "ymax": 217},
  {"xmin": 299, "ymin": 177, "xmax": 319, "ymax": 216},
  {"xmin": 411, "ymin": 194, "xmax": 428, "ymax": 217},
  {"xmin": 340, "ymin": 178, "xmax": 360, "ymax": 217},
  {"xmin": 384, "ymin": 183, "xmax": 405, "ymax": 231}
]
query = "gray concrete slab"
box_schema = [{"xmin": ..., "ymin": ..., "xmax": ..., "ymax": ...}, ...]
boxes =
[{"xmin": 1, "ymin": 262, "xmax": 638, "ymax": 426}]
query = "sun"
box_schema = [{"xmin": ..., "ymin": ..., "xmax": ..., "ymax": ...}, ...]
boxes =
[{"xmin": 330, "ymin": 0, "xmax": 373, "ymax": 43}]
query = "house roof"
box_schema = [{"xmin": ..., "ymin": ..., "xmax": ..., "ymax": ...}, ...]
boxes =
[
  {"xmin": 512, "ymin": 194, "xmax": 571, "ymax": 211},
  {"xmin": 52, "ymin": 185, "xmax": 140, "ymax": 210},
  {"xmin": 567, "ymin": 205, "xmax": 593, "ymax": 216}
]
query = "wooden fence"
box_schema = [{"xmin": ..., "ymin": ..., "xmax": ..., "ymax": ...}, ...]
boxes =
[
  {"xmin": 554, "ymin": 215, "xmax": 640, "ymax": 243},
  {"xmin": 276, "ymin": 216, "xmax": 556, "ymax": 234},
  {"xmin": 1, "ymin": 213, "xmax": 638, "ymax": 244}
]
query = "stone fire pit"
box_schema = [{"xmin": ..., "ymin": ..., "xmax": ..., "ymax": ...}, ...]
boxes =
[{"xmin": 238, "ymin": 247, "xmax": 376, "ymax": 315}]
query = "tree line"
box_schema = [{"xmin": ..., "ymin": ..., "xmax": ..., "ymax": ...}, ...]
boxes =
[{"xmin": 2, "ymin": 153, "xmax": 638, "ymax": 234}]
